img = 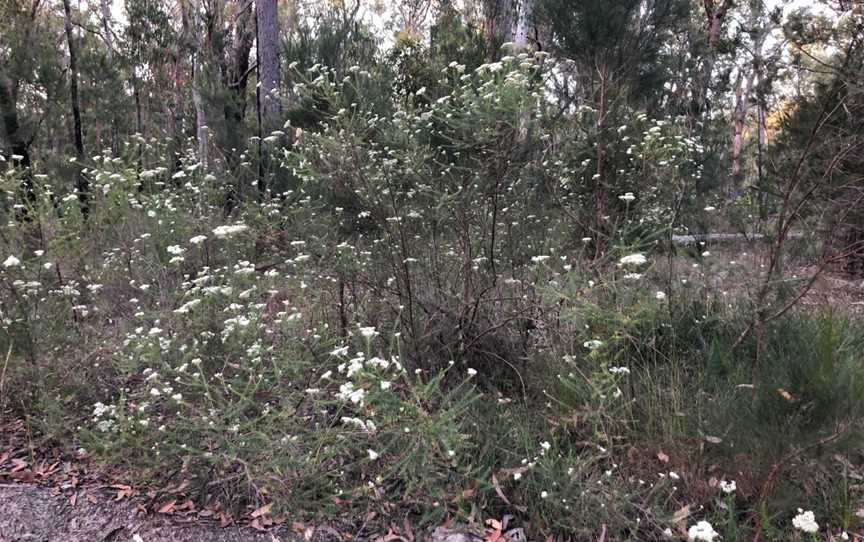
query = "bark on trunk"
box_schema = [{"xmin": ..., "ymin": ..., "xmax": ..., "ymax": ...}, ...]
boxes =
[
  {"xmin": 255, "ymin": 0, "xmax": 281, "ymax": 134},
  {"xmin": 730, "ymin": 68, "xmax": 755, "ymax": 189},
  {"xmin": 192, "ymin": 53, "xmax": 208, "ymax": 170},
  {"xmin": 99, "ymin": 0, "xmax": 114, "ymax": 61},
  {"xmin": 62, "ymin": 0, "xmax": 89, "ymax": 216},
  {"xmin": 0, "ymin": 72, "xmax": 35, "ymax": 209},
  {"xmin": 484, "ymin": 0, "xmax": 515, "ymax": 59},
  {"xmin": 222, "ymin": 0, "xmax": 256, "ymax": 211},
  {"xmin": 692, "ymin": 0, "xmax": 735, "ymax": 119},
  {"xmin": 514, "ymin": 0, "xmax": 533, "ymax": 48}
]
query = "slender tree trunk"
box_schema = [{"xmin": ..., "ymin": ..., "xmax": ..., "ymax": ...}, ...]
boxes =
[
  {"xmin": 99, "ymin": 0, "xmax": 120, "ymax": 154},
  {"xmin": 484, "ymin": 0, "xmax": 515, "ymax": 59},
  {"xmin": 255, "ymin": 0, "xmax": 280, "ymax": 133},
  {"xmin": 756, "ymin": 97, "xmax": 767, "ymax": 220},
  {"xmin": 131, "ymin": 69, "xmax": 146, "ymax": 191},
  {"xmin": 62, "ymin": 0, "xmax": 89, "ymax": 216},
  {"xmin": 182, "ymin": 0, "xmax": 209, "ymax": 171},
  {"xmin": 192, "ymin": 53, "xmax": 208, "ymax": 170},
  {"xmin": 730, "ymin": 68, "xmax": 755, "ymax": 191},
  {"xmin": 222, "ymin": 0, "xmax": 256, "ymax": 212},
  {"xmin": 255, "ymin": 0, "xmax": 281, "ymax": 195},
  {"xmin": 692, "ymin": 0, "xmax": 735, "ymax": 120},
  {"xmin": 0, "ymin": 72, "xmax": 35, "ymax": 212},
  {"xmin": 514, "ymin": 0, "xmax": 533, "ymax": 47},
  {"xmin": 99, "ymin": 0, "xmax": 114, "ymax": 61},
  {"xmin": 169, "ymin": 60, "xmax": 186, "ymax": 178}
]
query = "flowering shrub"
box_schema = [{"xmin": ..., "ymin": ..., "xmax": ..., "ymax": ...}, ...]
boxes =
[{"xmin": 1, "ymin": 52, "xmax": 863, "ymax": 541}]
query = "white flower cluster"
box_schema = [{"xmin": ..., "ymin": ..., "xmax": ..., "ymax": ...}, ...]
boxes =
[{"xmin": 792, "ymin": 509, "xmax": 818, "ymax": 534}]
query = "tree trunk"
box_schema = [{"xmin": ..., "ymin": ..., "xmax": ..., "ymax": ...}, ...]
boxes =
[
  {"xmin": 192, "ymin": 53, "xmax": 208, "ymax": 170},
  {"xmin": 0, "ymin": 71, "xmax": 36, "ymax": 212},
  {"xmin": 514, "ymin": 0, "xmax": 533, "ymax": 48},
  {"xmin": 484, "ymin": 0, "xmax": 515, "ymax": 59},
  {"xmin": 730, "ymin": 67, "xmax": 755, "ymax": 191},
  {"xmin": 62, "ymin": 0, "xmax": 89, "ymax": 216},
  {"xmin": 255, "ymin": 0, "xmax": 280, "ymax": 134},
  {"xmin": 692, "ymin": 0, "xmax": 735, "ymax": 120},
  {"xmin": 99, "ymin": 0, "xmax": 114, "ymax": 61},
  {"xmin": 222, "ymin": 0, "xmax": 256, "ymax": 211}
]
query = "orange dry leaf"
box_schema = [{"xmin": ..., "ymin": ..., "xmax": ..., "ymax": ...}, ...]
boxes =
[{"xmin": 251, "ymin": 503, "xmax": 273, "ymax": 518}]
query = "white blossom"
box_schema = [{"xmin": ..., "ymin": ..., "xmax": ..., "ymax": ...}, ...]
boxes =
[
  {"xmin": 619, "ymin": 253, "xmax": 647, "ymax": 266},
  {"xmin": 792, "ymin": 510, "xmax": 818, "ymax": 534},
  {"xmin": 687, "ymin": 520, "xmax": 719, "ymax": 541}
]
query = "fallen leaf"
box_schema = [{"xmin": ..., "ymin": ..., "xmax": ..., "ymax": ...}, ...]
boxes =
[
  {"xmin": 777, "ymin": 388, "xmax": 794, "ymax": 401},
  {"xmin": 657, "ymin": 451, "xmax": 669, "ymax": 463},
  {"xmin": 704, "ymin": 435, "xmax": 723, "ymax": 444},
  {"xmin": 158, "ymin": 500, "xmax": 176, "ymax": 514},
  {"xmin": 672, "ymin": 505, "xmax": 690, "ymax": 525},
  {"xmin": 176, "ymin": 500, "xmax": 195, "ymax": 512},
  {"xmin": 374, "ymin": 528, "xmax": 408, "ymax": 542},
  {"xmin": 251, "ymin": 502, "xmax": 273, "ymax": 518},
  {"xmin": 168, "ymin": 480, "xmax": 190, "ymax": 494},
  {"xmin": 10, "ymin": 458, "xmax": 27, "ymax": 473},
  {"xmin": 69, "ymin": 492, "xmax": 78, "ymax": 506},
  {"xmin": 10, "ymin": 469, "xmax": 34, "ymax": 482},
  {"xmin": 111, "ymin": 484, "xmax": 134, "ymax": 501}
]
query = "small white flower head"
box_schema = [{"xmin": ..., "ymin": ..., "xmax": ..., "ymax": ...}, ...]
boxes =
[
  {"xmin": 687, "ymin": 520, "xmax": 719, "ymax": 541},
  {"xmin": 540, "ymin": 491, "xmax": 548, "ymax": 498},
  {"xmin": 358, "ymin": 326, "xmax": 378, "ymax": 339},
  {"xmin": 3, "ymin": 255, "xmax": 21, "ymax": 268},
  {"xmin": 655, "ymin": 291, "xmax": 667, "ymax": 300},
  {"xmin": 540, "ymin": 441, "xmax": 551, "ymax": 453},
  {"xmin": 792, "ymin": 510, "xmax": 818, "ymax": 534},
  {"xmin": 668, "ymin": 471, "xmax": 680, "ymax": 480},
  {"xmin": 619, "ymin": 253, "xmax": 647, "ymax": 266},
  {"xmin": 618, "ymin": 192, "xmax": 636, "ymax": 202},
  {"xmin": 212, "ymin": 223, "xmax": 248, "ymax": 239},
  {"xmin": 513, "ymin": 472, "xmax": 522, "ymax": 481},
  {"xmin": 583, "ymin": 339, "xmax": 604, "ymax": 350},
  {"xmin": 189, "ymin": 235, "xmax": 207, "ymax": 245},
  {"xmin": 467, "ymin": 368, "xmax": 478, "ymax": 377},
  {"xmin": 531, "ymin": 255, "xmax": 550, "ymax": 263},
  {"xmin": 367, "ymin": 449, "xmax": 380, "ymax": 461},
  {"xmin": 704, "ymin": 206, "xmax": 716, "ymax": 212},
  {"xmin": 719, "ymin": 479, "xmax": 736, "ymax": 494}
]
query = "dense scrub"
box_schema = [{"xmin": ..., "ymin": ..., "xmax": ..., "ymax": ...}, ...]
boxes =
[{"xmin": 2, "ymin": 51, "xmax": 864, "ymax": 541}]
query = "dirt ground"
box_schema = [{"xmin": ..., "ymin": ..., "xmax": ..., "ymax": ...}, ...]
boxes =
[{"xmin": 0, "ymin": 483, "xmax": 290, "ymax": 542}]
